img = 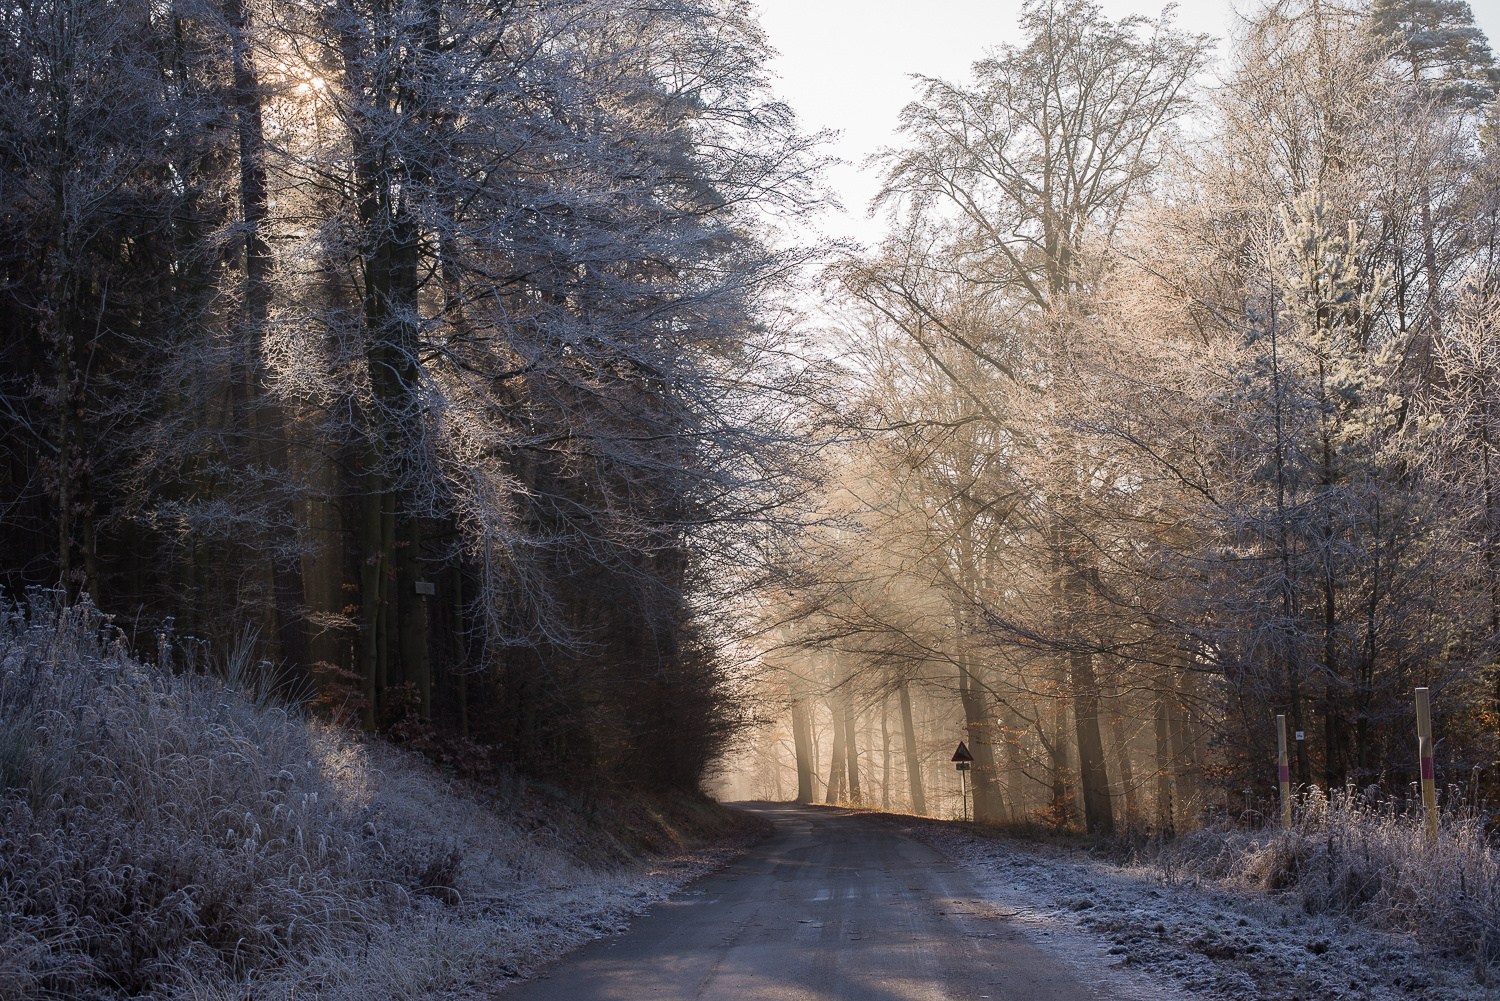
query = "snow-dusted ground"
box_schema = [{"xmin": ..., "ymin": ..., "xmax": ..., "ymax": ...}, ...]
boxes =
[
  {"xmin": 484, "ymin": 804, "xmax": 1492, "ymax": 1001},
  {"xmin": 887, "ymin": 817, "xmax": 1493, "ymax": 1001},
  {"xmin": 183, "ymin": 824, "xmax": 771, "ymax": 1001},
  {"xmin": 475, "ymin": 830, "xmax": 767, "ymax": 988}
]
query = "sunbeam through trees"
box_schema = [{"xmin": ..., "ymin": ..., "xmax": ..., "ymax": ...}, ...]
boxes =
[{"xmin": 5, "ymin": 1, "xmax": 1500, "ymax": 994}]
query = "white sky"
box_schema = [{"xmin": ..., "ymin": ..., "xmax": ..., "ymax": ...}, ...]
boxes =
[{"xmin": 753, "ymin": 0, "xmax": 1500, "ymax": 251}]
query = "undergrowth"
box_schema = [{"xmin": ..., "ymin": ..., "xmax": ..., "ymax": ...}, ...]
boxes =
[
  {"xmin": 1159, "ymin": 786, "xmax": 1500, "ymax": 962},
  {"xmin": 0, "ymin": 593, "xmax": 743, "ymax": 1000},
  {"xmin": 878, "ymin": 785, "xmax": 1500, "ymax": 963}
]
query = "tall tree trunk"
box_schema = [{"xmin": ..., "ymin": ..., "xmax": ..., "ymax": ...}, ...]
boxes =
[
  {"xmin": 53, "ymin": 273, "xmax": 73, "ymax": 598},
  {"xmin": 1322, "ymin": 535, "xmax": 1343, "ymax": 789},
  {"xmin": 881, "ymin": 695, "xmax": 892, "ymax": 811},
  {"xmin": 49, "ymin": 113, "xmax": 76, "ymax": 600},
  {"xmin": 1482, "ymin": 396, "xmax": 1500, "ymax": 737},
  {"xmin": 957, "ymin": 647, "xmax": 1004, "ymax": 820},
  {"xmin": 825, "ymin": 703, "xmax": 846, "ymax": 804},
  {"xmin": 899, "ymin": 680, "xmax": 926, "ymax": 815},
  {"xmin": 1106, "ymin": 683, "xmax": 1139, "ymax": 826},
  {"xmin": 377, "ymin": 491, "xmax": 395, "ymax": 703},
  {"xmin": 453, "ymin": 563, "xmax": 467, "ymax": 737},
  {"xmin": 775, "ymin": 742, "xmax": 785, "ymax": 800},
  {"xmin": 339, "ymin": 5, "xmax": 429, "ymax": 723},
  {"xmin": 1314, "ymin": 350, "xmax": 1346, "ymax": 791},
  {"xmin": 1289, "ymin": 657, "xmax": 1311, "ymax": 788},
  {"xmin": 791, "ymin": 694, "xmax": 815, "ymax": 803},
  {"xmin": 81, "ymin": 500, "xmax": 98, "ymax": 602},
  {"xmin": 809, "ymin": 708, "xmax": 822, "ymax": 798},
  {"xmin": 1175, "ymin": 669, "xmax": 1202, "ymax": 825},
  {"xmin": 1002, "ymin": 709, "xmax": 1024, "ymax": 822},
  {"xmin": 1269, "ymin": 309, "xmax": 1312, "ymax": 788},
  {"xmin": 843, "ymin": 693, "xmax": 861, "ymax": 805},
  {"xmin": 397, "ymin": 514, "xmax": 429, "ymax": 715},
  {"xmin": 952, "ymin": 520, "xmax": 1003, "ymax": 820},
  {"xmin": 1070, "ymin": 649, "xmax": 1114, "ymax": 834},
  {"xmin": 303, "ymin": 453, "xmax": 345, "ymax": 683},
  {"xmin": 388, "ymin": 223, "xmax": 427, "ymax": 714},
  {"xmin": 1154, "ymin": 671, "xmax": 1176, "ymax": 834},
  {"xmin": 225, "ymin": 0, "xmax": 311, "ymax": 692},
  {"xmin": 359, "ymin": 475, "xmax": 384, "ymax": 730},
  {"xmin": 1356, "ymin": 495, "xmax": 1382, "ymax": 779},
  {"xmin": 1046, "ymin": 525, "xmax": 1073, "ymax": 825},
  {"xmin": 1050, "ymin": 665, "xmax": 1072, "ymax": 824},
  {"xmin": 181, "ymin": 538, "xmax": 199, "ymax": 651}
]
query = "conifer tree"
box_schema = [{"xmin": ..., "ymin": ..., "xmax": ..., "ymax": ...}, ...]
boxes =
[{"xmin": 1371, "ymin": 0, "xmax": 1500, "ymax": 108}]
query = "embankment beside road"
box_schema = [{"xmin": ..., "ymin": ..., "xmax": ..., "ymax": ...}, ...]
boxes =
[{"xmin": 0, "ymin": 598, "xmax": 764, "ymax": 1001}]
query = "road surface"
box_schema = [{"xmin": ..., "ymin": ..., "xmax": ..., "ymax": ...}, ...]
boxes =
[{"xmin": 503, "ymin": 802, "xmax": 1102, "ymax": 1001}]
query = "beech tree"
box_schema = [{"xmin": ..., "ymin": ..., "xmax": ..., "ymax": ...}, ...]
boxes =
[
  {"xmin": 850, "ymin": 0, "xmax": 1210, "ymax": 834},
  {"xmin": 754, "ymin": 0, "xmax": 1500, "ymax": 827}
]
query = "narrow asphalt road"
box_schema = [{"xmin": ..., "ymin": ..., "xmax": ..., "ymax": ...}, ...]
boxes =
[{"xmin": 502, "ymin": 802, "xmax": 1100, "ymax": 1001}]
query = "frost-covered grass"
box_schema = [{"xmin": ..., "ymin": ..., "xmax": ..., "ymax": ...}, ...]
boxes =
[
  {"xmin": 1160, "ymin": 785, "xmax": 1500, "ymax": 965},
  {"xmin": 876, "ymin": 784, "xmax": 1500, "ymax": 965},
  {"xmin": 864, "ymin": 787, "xmax": 1500, "ymax": 999},
  {"xmin": 0, "ymin": 595, "xmax": 751, "ymax": 1000}
]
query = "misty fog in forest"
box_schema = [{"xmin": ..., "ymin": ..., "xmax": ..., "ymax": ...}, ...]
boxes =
[
  {"xmin": 4, "ymin": 0, "xmax": 1500, "ymax": 832},
  {"xmin": 5, "ymin": 0, "xmax": 1500, "ymax": 994},
  {"xmin": 719, "ymin": 0, "xmax": 1500, "ymax": 837}
]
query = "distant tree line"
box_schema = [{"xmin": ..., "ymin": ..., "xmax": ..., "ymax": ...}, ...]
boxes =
[
  {"xmin": 751, "ymin": 0, "xmax": 1500, "ymax": 832},
  {"xmin": 0, "ymin": 0, "xmax": 824, "ymax": 789}
]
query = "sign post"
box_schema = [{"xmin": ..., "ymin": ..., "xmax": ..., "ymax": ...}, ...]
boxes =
[
  {"xmin": 1276, "ymin": 714, "xmax": 1291, "ymax": 831},
  {"xmin": 952, "ymin": 742, "xmax": 974, "ymax": 822},
  {"xmin": 1416, "ymin": 687, "xmax": 1437, "ymax": 844}
]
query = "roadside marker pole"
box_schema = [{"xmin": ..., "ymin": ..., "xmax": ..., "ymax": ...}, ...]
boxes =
[
  {"xmin": 951, "ymin": 742, "xmax": 974, "ymax": 822},
  {"xmin": 1276, "ymin": 714, "xmax": 1291, "ymax": 831},
  {"xmin": 1415, "ymin": 687, "xmax": 1437, "ymax": 844}
]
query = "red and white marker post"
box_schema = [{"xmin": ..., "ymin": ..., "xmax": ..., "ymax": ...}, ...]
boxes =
[
  {"xmin": 1276, "ymin": 714, "xmax": 1291, "ymax": 831},
  {"xmin": 1415, "ymin": 687, "xmax": 1437, "ymax": 844}
]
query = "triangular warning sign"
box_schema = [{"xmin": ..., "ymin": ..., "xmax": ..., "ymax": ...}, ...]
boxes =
[{"xmin": 951, "ymin": 741, "xmax": 974, "ymax": 762}]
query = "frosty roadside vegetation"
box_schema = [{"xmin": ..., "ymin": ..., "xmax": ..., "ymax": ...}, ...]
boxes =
[
  {"xmin": 0, "ymin": 594, "xmax": 754, "ymax": 1000},
  {"xmin": 883, "ymin": 793, "xmax": 1500, "ymax": 1000}
]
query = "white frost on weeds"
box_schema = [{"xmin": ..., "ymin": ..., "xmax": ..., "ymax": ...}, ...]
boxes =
[
  {"xmin": 903, "ymin": 821, "xmax": 1493, "ymax": 1001},
  {"xmin": 198, "ymin": 836, "xmax": 752, "ymax": 1001},
  {"xmin": 0, "ymin": 597, "xmax": 753, "ymax": 1001}
]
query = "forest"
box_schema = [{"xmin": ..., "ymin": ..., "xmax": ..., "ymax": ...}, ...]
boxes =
[
  {"xmin": 728, "ymin": 0, "xmax": 1500, "ymax": 835},
  {"xmin": 0, "ymin": 0, "xmax": 827, "ymax": 788},
  {"xmin": 2, "ymin": 0, "xmax": 1500, "ymax": 832}
]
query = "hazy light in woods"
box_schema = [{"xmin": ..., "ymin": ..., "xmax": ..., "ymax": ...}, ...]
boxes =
[{"xmin": 755, "ymin": 0, "xmax": 1500, "ymax": 249}]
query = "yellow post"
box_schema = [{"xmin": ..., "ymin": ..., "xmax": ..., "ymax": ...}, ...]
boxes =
[
  {"xmin": 1415, "ymin": 687, "xmax": 1437, "ymax": 844},
  {"xmin": 1277, "ymin": 714, "xmax": 1291, "ymax": 831}
]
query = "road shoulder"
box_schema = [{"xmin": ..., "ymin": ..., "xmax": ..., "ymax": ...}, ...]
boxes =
[{"xmin": 867, "ymin": 811, "xmax": 1487, "ymax": 1001}]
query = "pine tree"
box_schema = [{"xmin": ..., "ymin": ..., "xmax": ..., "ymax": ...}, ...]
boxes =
[{"xmin": 1370, "ymin": 0, "xmax": 1500, "ymax": 108}]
